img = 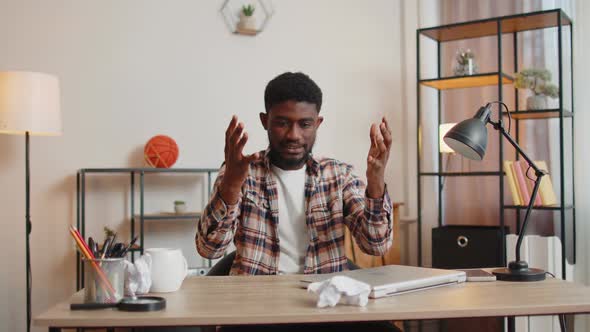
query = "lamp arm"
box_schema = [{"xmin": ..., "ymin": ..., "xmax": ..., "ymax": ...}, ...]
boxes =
[
  {"xmin": 493, "ymin": 122, "xmax": 544, "ymax": 175},
  {"xmin": 514, "ymin": 173, "xmax": 543, "ymax": 261},
  {"xmin": 490, "ymin": 122, "xmax": 546, "ymax": 263}
]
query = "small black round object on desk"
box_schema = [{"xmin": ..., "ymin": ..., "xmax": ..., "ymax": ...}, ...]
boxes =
[
  {"xmin": 70, "ymin": 296, "xmax": 166, "ymax": 312},
  {"xmin": 118, "ymin": 296, "xmax": 166, "ymax": 311}
]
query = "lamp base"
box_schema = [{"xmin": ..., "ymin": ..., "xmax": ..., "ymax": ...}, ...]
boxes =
[{"xmin": 492, "ymin": 260, "xmax": 546, "ymax": 282}]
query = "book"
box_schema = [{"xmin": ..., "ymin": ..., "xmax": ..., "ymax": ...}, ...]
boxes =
[
  {"xmin": 517, "ymin": 160, "xmax": 543, "ymax": 206},
  {"xmin": 511, "ymin": 160, "xmax": 530, "ymax": 205},
  {"xmin": 535, "ymin": 160, "xmax": 558, "ymax": 206},
  {"xmin": 503, "ymin": 161, "xmax": 522, "ymax": 205}
]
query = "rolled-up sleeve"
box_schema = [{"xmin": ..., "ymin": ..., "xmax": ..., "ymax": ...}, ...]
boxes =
[
  {"xmin": 342, "ymin": 165, "xmax": 393, "ymax": 256},
  {"xmin": 195, "ymin": 166, "xmax": 241, "ymax": 259}
]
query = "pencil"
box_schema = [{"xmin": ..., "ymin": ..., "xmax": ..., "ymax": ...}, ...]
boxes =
[
  {"xmin": 69, "ymin": 227, "xmax": 117, "ymax": 301},
  {"xmin": 70, "ymin": 227, "xmax": 116, "ymax": 300}
]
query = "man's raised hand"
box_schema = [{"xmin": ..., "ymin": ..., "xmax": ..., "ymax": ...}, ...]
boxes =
[
  {"xmin": 366, "ymin": 117, "xmax": 392, "ymax": 198},
  {"xmin": 219, "ymin": 115, "xmax": 260, "ymax": 204}
]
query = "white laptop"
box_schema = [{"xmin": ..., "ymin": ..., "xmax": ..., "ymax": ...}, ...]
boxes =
[{"xmin": 300, "ymin": 265, "xmax": 467, "ymax": 298}]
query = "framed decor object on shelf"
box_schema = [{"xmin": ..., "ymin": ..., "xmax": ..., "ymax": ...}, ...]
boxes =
[{"xmin": 220, "ymin": 0, "xmax": 273, "ymax": 36}]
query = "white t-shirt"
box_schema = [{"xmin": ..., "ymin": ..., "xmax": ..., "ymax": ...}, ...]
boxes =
[{"xmin": 271, "ymin": 165, "xmax": 308, "ymax": 274}]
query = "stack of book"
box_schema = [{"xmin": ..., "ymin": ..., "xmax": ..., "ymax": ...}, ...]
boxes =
[{"xmin": 503, "ymin": 160, "xmax": 558, "ymax": 207}]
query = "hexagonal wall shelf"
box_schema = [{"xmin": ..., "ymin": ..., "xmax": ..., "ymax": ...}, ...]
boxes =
[{"xmin": 220, "ymin": 0, "xmax": 273, "ymax": 36}]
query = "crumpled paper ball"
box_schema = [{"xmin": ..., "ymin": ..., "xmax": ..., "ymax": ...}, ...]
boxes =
[
  {"xmin": 123, "ymin": 255, "xmax": 152, "ymax": 297},
  {"xmin": 307, "ymin": 275, "xmax": 371, "ymax": 308}
]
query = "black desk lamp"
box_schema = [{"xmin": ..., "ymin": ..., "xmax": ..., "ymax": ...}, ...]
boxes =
[{"xmin": 443, "ymin": 101, "xmax": 546, "ymax": 282}]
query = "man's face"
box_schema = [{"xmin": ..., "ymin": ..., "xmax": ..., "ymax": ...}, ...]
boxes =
[{"xmin": 260, "ymin": 100, "xmax": 323, "ymax": 170}]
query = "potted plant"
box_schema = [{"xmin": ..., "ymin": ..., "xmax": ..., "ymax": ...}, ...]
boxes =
[
  {"xmin": 174, "ymin": 200, "xmax": 187, "ymax": 214},
  {"xmin": 452, "ymin": 48, "xmax": 478, "ymax": 76},
  {"xmin": 514, "ymin": 68, "xmax": 559, "ymax": 110},
  {"xmin": 237, "ymin": 4, "xmax": 256, "ymax": 31}
]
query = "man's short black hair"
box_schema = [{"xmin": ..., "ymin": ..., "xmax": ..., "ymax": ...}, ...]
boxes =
[{"xmin": 264, "ymin": 72, "xmax": 323, "ymax": 113}]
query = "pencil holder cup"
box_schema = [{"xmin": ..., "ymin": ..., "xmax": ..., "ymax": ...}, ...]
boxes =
[{"xmin": 83, "ymin": 258, "xmax": 125, "ymax": 303}]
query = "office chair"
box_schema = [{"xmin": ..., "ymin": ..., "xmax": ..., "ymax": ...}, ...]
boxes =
[{"xmin": 207, "ymin": 251, "xmax": 360, "ymax": 276}]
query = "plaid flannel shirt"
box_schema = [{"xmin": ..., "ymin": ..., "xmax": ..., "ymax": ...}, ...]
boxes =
[{"xmin": 196, "ymin": 149, "xmax": 393, "ymax": 275}]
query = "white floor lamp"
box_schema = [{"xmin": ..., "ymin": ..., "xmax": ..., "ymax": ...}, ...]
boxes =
[{"xmin": 0, "ymin": 71, "xmax": 62, "ymax": 332}]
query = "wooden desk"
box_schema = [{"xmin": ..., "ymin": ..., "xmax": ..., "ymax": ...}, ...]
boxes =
[{"xmin": 36, "ymin": 274, "xmax": 590, "ymax": 330}]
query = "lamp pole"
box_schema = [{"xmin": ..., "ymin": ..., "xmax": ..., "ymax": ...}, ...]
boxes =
[{"xmin": 26, "ymin": 131, "xmax": 32, "ymax": 332}]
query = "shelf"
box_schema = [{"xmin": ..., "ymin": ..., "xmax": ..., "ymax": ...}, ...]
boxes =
[
  {"xmin": 419, "ymin": 9, "xmax": 571, "ymax": 42},
  {"xmin": 76, "ymin": 166, "xmax": 216, "ymax": 291},
  {"xmin": 420, "ymin": 73, "xmax": 513, "ymax": 90},
  {"xmin": 235, "ymin": 28, "xmax": 259, "ymax": 36},
  {"xmin": 138, "ymin": 212, "xmax": 202, "ymax": 220},
  {"xmin": 420, "ymin": 171, "xmax": 503, "ymax": 177},
  {"xmin": 502, "ymin": 109, "xmax": 573, "ymax": 119},
  {"xmin": 416, "ymin": 9, "xmax": 576, "ymax": 274},
  {"xmin": 504, "ymin": 205, "xmax": 574, "ymax": 211}
]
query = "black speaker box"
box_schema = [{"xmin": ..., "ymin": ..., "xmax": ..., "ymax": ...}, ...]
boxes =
[{"xmin": 432, "ymin": 225, "xmax": 507, "ymax": 269}]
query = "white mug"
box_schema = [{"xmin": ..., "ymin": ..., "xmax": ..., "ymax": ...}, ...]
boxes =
[{"xmin": 144, "ymin": 248, "xmax": 188, "ymax": 293}]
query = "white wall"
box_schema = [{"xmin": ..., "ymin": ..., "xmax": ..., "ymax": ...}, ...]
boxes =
[
  {"xmin": 574, "ymin": 0, "xmax": 590, "ymax": 329},
  {"xmin": 0, "ymin": 1, "xmax": 407, "ymax": 331}
]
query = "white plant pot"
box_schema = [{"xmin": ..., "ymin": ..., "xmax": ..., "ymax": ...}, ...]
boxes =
[
  {"xmin": 237, "ymin": 14, "xmax": 257, "ymax": 31},
  {"xmin": 526, "ymin": 95, "xmax": 548, "ymax": 110},
  {"xmin": 174, "ymin": 204, "xmax": 187, "ymax": 214}
]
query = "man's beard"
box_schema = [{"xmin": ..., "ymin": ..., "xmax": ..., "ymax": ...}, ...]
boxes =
[{"xmin": 268, "ymin": 142, "xmax": 313, "ymax": 169}]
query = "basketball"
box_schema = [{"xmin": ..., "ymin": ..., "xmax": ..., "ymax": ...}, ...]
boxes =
[{"xmin": 144, "ymin": 135, "xmax": 179, "ymax": 168}]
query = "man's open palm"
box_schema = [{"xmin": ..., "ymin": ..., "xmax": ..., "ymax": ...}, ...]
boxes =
[
  {"xmin": 366, "ymin": 117, "xmax": 392, "ymax": 198},
  {"xmin": 220, "ymin": 115, "xmax": 260, "ymax": 203},
  {"xmin": 368, "ymin": 117, "xmax": 392, "ymax": 170}
]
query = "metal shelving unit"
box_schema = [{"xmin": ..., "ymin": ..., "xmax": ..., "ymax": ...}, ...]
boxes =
[
  {"xmin": 417, "ymin": 9, "xmax": 575, "ymax": 279},
  {"xmin": 75, "ymin": 167, "xmax": 217, "ymax": 290}
]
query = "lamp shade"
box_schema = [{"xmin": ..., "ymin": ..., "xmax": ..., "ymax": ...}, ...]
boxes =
[
  {"xmin": 439, "ymin": 123, "xmax": 457, "ymax": 154},
  {"xmin": 0, "ymin": 71, "xmax": 61, "ymax": 136},
  {"xmin": 443, "ymin": 118, "xmax": 488, "ymax": 160}
]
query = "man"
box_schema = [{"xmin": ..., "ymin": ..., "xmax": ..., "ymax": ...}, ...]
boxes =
[{"xmin": 196, "ymin": 72, "xmax": 394, "ymax": 275}]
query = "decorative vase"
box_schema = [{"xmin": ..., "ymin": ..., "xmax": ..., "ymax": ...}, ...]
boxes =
[
  {"xmin": 526, "ymin": 95, "xmax": 548, "ymax": 110},
  {"xmin": 452, "ymin": 48, "xmax": 478, "ymax": 76},
  {"xmin": 237, "ymin": 13, "xmax": 256, "ymax": 31}
]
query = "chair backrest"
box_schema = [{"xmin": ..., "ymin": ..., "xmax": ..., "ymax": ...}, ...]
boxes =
[
  {"xmin": 206, "ymin": 251, "xmax": 236, "ymax": 276},
  {"xmin": 206, "ymin": 251, "xmax": 360, "ymax": 276}
]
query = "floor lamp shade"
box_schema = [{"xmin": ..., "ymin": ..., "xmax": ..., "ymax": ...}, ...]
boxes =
[
  {"xmin": 0, "ymin": 71, "xmax": 61, "ymax": 135},
  {"xmin": 0, "ymin": 71, "xmax": 61, "ymax": 332}
]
